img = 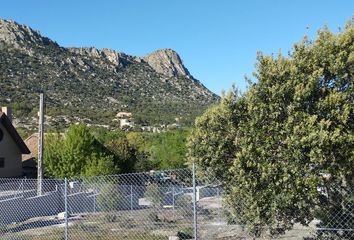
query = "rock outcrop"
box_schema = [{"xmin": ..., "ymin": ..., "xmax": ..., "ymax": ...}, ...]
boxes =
[
  {"xmin": 0, "ymin": 19, "xmax": 57, "ymax": 48},
  {"xmin": 143, "ymin": 49, "xmax": 192, "ymax": 78},
  {"xmin": 68, "ymin": 47, "xmax": 140, "ymax": 68}
]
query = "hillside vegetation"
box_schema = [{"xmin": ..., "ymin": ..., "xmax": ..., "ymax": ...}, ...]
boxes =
[{"xmin": 0, "ymin": 19, "xmax": 218, "ymax": 130}]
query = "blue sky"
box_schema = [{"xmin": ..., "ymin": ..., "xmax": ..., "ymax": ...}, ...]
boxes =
[{"xmin": 1, "ymin": 1, "xmax": 353, "ymax": 95}]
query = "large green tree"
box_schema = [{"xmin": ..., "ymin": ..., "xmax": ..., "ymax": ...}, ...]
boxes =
[
  {"xmin": 188, "ymin": 21, "xmax": 354, "ymax": 237},
  {"xmin": 146, "ymin": 129, "xmax": 190, "ymax": 170},
  {"xmin": 44, "ymin": 124, "xmax": 117, "ymax": 178},
  {"xmin": 106, "ymin": 137, "xmax": 139, "ymax": 173}
]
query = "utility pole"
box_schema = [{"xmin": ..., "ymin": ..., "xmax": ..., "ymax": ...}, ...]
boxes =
[{"xmin": 37, "ymin": 93, "xmax": 44, "ymax": 196}]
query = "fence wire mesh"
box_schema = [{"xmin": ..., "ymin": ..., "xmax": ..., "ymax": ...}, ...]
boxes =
[{"xmin": 0, "ymin": 168, "xmax": 353, "ymax": 239}]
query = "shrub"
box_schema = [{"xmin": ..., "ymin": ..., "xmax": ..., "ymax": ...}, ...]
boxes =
[{"xmin": 97, "ymin": 184, "xmax": 123, "ymax": 211}]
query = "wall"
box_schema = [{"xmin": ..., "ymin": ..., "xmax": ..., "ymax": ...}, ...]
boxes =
[
  {"xmin": 0, "ymin": 123, "xmax": 22, "ymax": 177},
  {"xmin": 0, "ymin": 191, "xmax": 63, "ymax": 224}
]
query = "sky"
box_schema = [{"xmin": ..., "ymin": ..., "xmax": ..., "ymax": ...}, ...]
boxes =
[{"xmin": 0, "ymin": 0, "xmax": 353, "ymax": 95}]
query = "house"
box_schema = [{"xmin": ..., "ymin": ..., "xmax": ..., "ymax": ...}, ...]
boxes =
[
  {"xmin": 22, "ymin": 133, "xmax": 40, "ymax": 178},
  {"xmin": 116, "ymin": 112, "xmax": 133, "ymax": 119},
  {"xmin": 116, "ymin": 112, "xmax": 134, "ymax": 129},
  {"xmin": 0, "ymin": 107, "xmax": 30, "ymax": 177},
  {"xmin": 120, "ymin": 118, "xmax": 134, "ymax": 129}
]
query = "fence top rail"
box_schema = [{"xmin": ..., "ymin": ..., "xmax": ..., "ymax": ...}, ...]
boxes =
[
  {"xmin": 0, "ymin": 168, "xmax": 192, "ymax": 181},
  {"xmin": 0, "ymin": 177, "xmax": 64, "ymax": 182}
]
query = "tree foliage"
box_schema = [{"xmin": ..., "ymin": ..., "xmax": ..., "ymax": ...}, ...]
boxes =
[
  {"xmin": 92, "ymin": 128, "xmax": 190, "ymax": 171},
  {"xmin": 145, "ymin": 129, "xmax": 190, "ymax": 170},
  {"xmin": 107, "ymin": 137, "xmax": 139, "ymax": 173},
  {"xmin": 188, "ymin": 21, "xmax": 354, "ymax": 236},
  {"xmin": 44, "ymin": 124, "xmax": 117, "ymax": 178},
  {"xmin": 44, "ymin": 125, "xmax": 191, "ymax": 178}
]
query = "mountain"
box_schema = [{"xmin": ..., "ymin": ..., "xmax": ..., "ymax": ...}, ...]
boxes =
[
  {"xmin": 0, "ymin": 19, "xmax": 219, "ymax": 131},
  {"xmin": 143, "ymin": 49, "xmax": 193, "ymax": 78}
]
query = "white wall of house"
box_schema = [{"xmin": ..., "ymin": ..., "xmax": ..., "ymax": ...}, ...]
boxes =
[
  {"xmin": 0, "ymin": 123, "xmax": 22, "ymax": 177},
  {"xmin": 120, "ymin": 118, "xmax": 134, "ymax": 129}
]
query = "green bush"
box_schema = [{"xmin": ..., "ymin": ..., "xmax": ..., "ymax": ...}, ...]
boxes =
[
  {"xmin": 177, "ymin": 227, "xmax": 193, "ymax": 239},
  {"xmin": 97, "ymin": 184, "xmax": 123, "ymax": 211},
  {"xmin": 144, "ymin": 183, "xmax": 164, "ymax": 207}
]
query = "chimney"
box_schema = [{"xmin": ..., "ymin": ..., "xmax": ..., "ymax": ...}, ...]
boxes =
[{"xmin": 1, "ymin": 106, "xmax": 12, "ymax": 122}]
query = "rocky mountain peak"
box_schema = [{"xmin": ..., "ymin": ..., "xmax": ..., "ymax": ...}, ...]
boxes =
[
  {"xmin": 68, "ymin": 47, "xmax": 142, "ymax": 67},
  {"xmin": 143, "ymin": 48, "xmax": 192, "ymax": 78},
  {"xmin": 0, "ymin": 19, "xmax": 194, "ymax": 79},
  {"xmin": 0, "ymin": 19, "xmax": 57, "ymax": 48},
  {"xmin": 0, "ymin": 18, "xmax": 219, "ymax": 128}
]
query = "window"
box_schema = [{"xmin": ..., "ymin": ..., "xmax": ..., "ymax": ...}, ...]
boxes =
[{"xmin": 0, "ymin": 158, "xmax": 4, "ymax": 168}]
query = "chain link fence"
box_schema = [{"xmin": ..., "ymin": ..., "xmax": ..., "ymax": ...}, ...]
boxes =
[{"xmin": 0, "ymin": 168, "xmax": 353, "ymax": 239}]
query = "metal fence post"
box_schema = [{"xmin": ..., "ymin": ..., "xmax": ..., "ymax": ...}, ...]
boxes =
[
  {"xmin": 217, "ymin": 187, "xmax": 220, "ymax": 223},
  {"xmin": 130, "ymin": 185, "xmax": 133, "ymax": 211},
  {"xmin": 93, "ymin": 187, "xmax": 96, "ymax": 213},
  {"xmin": 192, "ymin": 161, "xmax": 198, "ymax": 240},
  {"xmin": 64, "ymin": 177, "xmax": 68, "ymax": 240},
  {"xmin": 172, "ymin": 186, "xmax": 175, "ymax": 211}
]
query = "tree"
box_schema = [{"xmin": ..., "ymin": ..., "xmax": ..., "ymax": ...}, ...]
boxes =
[
  {"xmin": 126, "ymin": 132, "xmax": 146, "ymax": 151},
  {"xmin": 83, "ymin": 153, "xmax": 115, "ymax": 177},
  {"xmin": 187, "ymin": 90, "xmax": 241, "ymax": 183},
  {"xmin": 44, "ymin": 124, "xmax": 117, "ymax": 178},
  {"xmin": 188, "ymin": 21, "xmax": 354, "ymax": 237},
  {"xmin": 43, "ymin": 132, "xmax": 65, "ymax": 177},
  {"xmin": 107, "ymin": 137, "xmax": 138, "ymax": 173},
  {"xmin": 146, "ymin": 130, "xmax": 190, "ymax": 170}
]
